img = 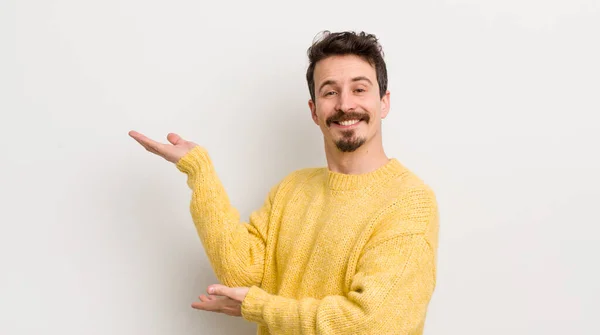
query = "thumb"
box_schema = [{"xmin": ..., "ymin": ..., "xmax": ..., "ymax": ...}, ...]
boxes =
[
  {"xmin": 208, "ymin": 284, "xmax": 243, "ymax": 301},
  {"xmin": 166, "ymin": 133, "xmax": 185, "ymax": 145},
  {"xmin": 208, "ymin": 284, "xmax": 230, "ymax": 296}
]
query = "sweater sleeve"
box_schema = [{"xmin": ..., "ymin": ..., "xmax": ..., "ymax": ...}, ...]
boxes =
[
  {"xmin": 175, "ymin": 146, "xmax": 279, "ymax": 288},
  {"xmin": 240, "ymin": 233, "xmax": 437, "ymax": 334}
]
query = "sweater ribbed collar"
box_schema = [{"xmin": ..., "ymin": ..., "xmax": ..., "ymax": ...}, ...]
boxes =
[{"xmin": 326, "ymin": 158, "xmax": 406, "ymax": 191}]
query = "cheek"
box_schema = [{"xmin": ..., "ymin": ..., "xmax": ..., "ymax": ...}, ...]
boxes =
[
  {"xmin": 356, "ymin": 96, "xmax": 377, "ymax": 111},
  {"xmin": 315, "ymin": 108, "xmax": 331, "ymax": 124},
  {"xmin": 366, "ymin": 102, "xmax": 382, "ymax": 117}
]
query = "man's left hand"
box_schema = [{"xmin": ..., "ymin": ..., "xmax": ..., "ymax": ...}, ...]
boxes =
[{"xmin": 191, "ymin": 284, "xmax": 250, "ymax": 317}]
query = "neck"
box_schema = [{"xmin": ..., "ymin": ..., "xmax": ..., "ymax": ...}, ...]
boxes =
[{"xmin": 324, "ymin": 136, "xmax": 390, "ymax": 175}]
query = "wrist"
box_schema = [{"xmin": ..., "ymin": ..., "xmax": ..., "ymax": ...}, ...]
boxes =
[{"xmin": 240, "ymin": 286, "xmax": 272, "ymax": 324}]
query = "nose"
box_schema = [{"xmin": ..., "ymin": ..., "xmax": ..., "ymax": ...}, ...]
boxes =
[{"xmin": 335, "ymin": 89, "xmax": 357, "ymax": 112}]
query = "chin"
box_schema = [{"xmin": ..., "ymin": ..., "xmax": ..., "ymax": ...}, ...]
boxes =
[{"xmin": 334, "ymin": 137, "xmax": 366, "ymax": 152}]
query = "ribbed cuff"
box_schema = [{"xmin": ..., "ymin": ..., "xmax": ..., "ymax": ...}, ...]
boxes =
[
  {"xmin": 175, "ymin": 145, "xmax": 211, "ymax": 175},
  {"xmin": 241, "ymin": 286, "xmax": 273, "ymax": 324}
]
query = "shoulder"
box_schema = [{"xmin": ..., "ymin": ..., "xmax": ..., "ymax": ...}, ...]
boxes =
[
  {"xmin": 370, "ymin": 166, "xmax": 439, "ymax": 243},
  {"xmin": 276, "ymin": 166, "xmax": 325, "ymax": 189},
  {"xmin": 381, "ymin": 161, "xmax": 437, "ymax": 212},
  {"xmin": 266, "ymin": 166, "xmax": 325, "ymax": 199}
]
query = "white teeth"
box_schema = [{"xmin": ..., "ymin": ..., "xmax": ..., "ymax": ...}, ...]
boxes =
[{"xmin": 339, "ymin": 120, "xmax": 360, "ymax": 126}]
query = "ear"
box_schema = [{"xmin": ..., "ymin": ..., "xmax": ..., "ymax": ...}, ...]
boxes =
[
  {"xmin": 380, "ymin": 90, "xmax": 391, "ymax": 119},
  {"xmin": 308, "ymin": 99, "xmax": 319, "ymax": 125}
]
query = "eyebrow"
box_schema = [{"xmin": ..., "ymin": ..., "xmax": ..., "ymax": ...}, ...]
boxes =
[
  {"xmin": 351, "ymin": 76, "xmax": 373, "ymax": 85},
  {"xmin": 318, "ymin": 76, "xmax": 373, "ymax": 93}
]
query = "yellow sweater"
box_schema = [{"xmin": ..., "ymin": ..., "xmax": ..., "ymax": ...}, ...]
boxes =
[{"xmin": 176, "ymin": 146, "xmax": 439, "ymax": 335}]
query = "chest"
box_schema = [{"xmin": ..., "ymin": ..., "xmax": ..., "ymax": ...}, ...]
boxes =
[{"xmin": 271, "ymin": 190, "xmax": 382, "ymax": 292}]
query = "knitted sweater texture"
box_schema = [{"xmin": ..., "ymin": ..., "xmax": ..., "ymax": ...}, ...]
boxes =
[{"xmin": 176, "ymin": 146, "xmax": 439, "ymax": 335}]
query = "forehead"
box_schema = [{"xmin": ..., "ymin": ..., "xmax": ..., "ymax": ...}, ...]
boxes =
[{"xmin": 313, "ymin": 54, "xmax": 376, "ymax": 84}]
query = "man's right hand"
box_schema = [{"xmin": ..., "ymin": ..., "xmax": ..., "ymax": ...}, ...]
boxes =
[{"xmin": 129, "ymin": 130, "xmax": 199, "ymax": 164}]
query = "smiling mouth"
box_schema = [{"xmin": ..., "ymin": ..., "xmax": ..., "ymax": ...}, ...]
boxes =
[
  {"xmin": 333, "ymin": 119, "xmax": 362, "ymax": 127},
  {"xmin": 326, "ymin": 111, "xmax": 370, "ymax": 127}
]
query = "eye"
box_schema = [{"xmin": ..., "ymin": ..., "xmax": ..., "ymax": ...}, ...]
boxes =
[
  {"xmin": 354, "ymin": 88, "xmax": 366, "ymax": 93},
  {"xmin": 325, "ymin": 91, "xmax": 337, "ymax": 96}
]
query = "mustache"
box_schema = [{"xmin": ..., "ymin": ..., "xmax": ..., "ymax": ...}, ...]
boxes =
[{"xmin": 326, "ymin": 110, "xmax": 370, "ymax": 127}]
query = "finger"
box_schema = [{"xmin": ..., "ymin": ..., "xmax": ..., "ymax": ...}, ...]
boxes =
[
  {"xmin": 191, "ymin": 301, "xmax": 214, "ymax": 311},
  {"xmin": 166, "ymin": 133, "xmax": 185, "ymax": 145},
  {"xmin": 198, "ymin": 294, "xmax": 218, "ymax": 302},
  {"xmin": 129, "ymin": 130, "xmax": 166, "ymax": 155},
  {"xmin": 208, "ymin": 284, "xmax": 232, "ymax": 297},
  {"xmin": 191, "ymin": 299, "xmax": 220, "ymax": 311},
  {"xmin": 129, "ymin": 130, "xmax": 161, "ymax": 149},
  {"xmin": 191, "ymin": 298, "xmax": 232, "ymax": 313},
  {"xmin": 191, "ymin": 300, "xmax": 240, "ymax": 316},
  {"xmin": 128, "ymin": 130, "xmax": 152, "ymax": 144},
  {"xmin": 209, "ymin": 285, "xmax": 247, "ymax": 302}
]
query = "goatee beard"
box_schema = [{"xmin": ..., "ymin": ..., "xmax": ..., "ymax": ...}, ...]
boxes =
[{"xmin": 335, "ymin": 130, "xmax": 366, "ymax": 152}]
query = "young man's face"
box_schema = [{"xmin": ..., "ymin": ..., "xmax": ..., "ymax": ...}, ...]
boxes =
[{"xmin": 309, "ymin": 54, "xmax": 390, "ymax": 153}]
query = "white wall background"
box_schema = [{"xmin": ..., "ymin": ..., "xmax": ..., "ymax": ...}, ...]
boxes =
[{"xmin": 1, "ymin": 0, "xmax": 599, "ymax": 334}]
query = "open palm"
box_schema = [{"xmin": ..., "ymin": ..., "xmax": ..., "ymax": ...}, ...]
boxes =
[{"xmin": 129, "ymin": 130, "xmax": 198, "ymax": 163}]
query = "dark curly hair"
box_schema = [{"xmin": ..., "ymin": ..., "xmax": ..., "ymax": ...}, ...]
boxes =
[{"xmin": 306, "ymin": 30, "xmax": 388, "ymax": 102}]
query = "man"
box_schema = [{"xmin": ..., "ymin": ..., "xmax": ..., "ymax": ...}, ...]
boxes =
[{"xmin": 129, "ymin": 30, "xmax": 439, "ymax": 334}]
